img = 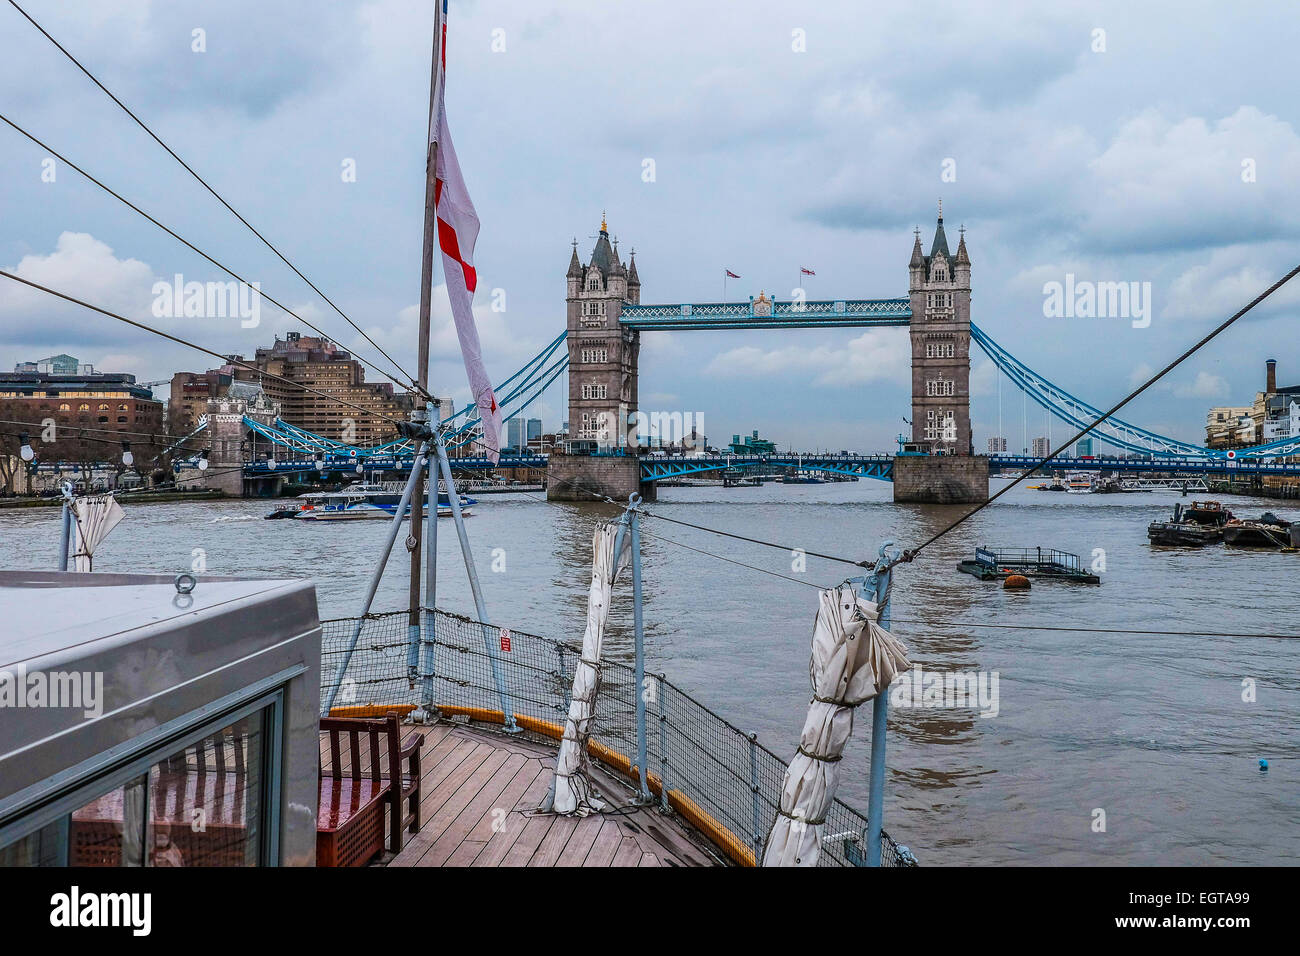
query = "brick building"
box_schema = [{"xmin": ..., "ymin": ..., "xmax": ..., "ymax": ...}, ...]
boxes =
[
  {"xmin": 233, "ymin": 332, "xmax": 410, "ymax": 445},
  {"xmin": 169, "ymin": 365, "xmax": 239, "ymax": 431},
  {"xmin": 0, "ymin": 357, "xmax": 164, "ymax": 458}
]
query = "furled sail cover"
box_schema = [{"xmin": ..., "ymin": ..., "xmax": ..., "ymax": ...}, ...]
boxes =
[
  {"xmin": 544, "ymin": 520, "xmax": 631, "ymax": 815},
  {"xmin": 762, "ymin": 585, "xmax": 910, "ymax": 866},
  {"xmin": 71, "ymin": 494, "xmax": 125, "ymax": 572}
]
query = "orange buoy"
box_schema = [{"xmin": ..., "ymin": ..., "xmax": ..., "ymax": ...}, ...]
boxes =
[{"xmin": 1003, "ymin": 574, "xmax": 1031, "ymax": 590}]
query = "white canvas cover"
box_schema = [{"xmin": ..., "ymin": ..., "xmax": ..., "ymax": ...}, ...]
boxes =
[
  {"xmin": 762, "ymin": 585, "xmax": 910, "ymax": 866},
  {"xmin": 544, "ymin": 520, "xmax": 631, "ymax": 815},
  {"xmin": 70, "ymin": 494, "xmax": 125, "ymax": 572}
]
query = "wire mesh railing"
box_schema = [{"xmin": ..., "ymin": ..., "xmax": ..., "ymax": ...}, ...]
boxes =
[{"xmin": 320, "ymin": 607, "xmax": 917, "ymax": 867}]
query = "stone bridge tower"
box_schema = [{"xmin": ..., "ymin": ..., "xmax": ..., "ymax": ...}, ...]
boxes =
[
  {"xmin": 548, "ymin": 215, "xmax": 654, "ymax": 501},
  {"xmin": 894, "ymin": 204, "xmax": 987, "ymax": 503},
  {"xmin": 564, "ymin": 215, "xmax": 640, "ymax": 448},
  {"xmin": 908, "ymin": 204, "xmax": 972, "ymax": 455}
]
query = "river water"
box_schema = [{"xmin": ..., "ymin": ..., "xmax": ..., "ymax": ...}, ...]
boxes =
[{"xmin": 2, "ymin": 478, "xmax": 1296, "ymax": 865}]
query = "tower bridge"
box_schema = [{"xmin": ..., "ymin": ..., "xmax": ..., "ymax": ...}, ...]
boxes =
[
  {"xmin": 226, "ymin": 206, "xmax": 1300, "ymax": 498},
  {"xmin": 550, "ymin": 207, "xmax": 984, "ymax": 503}
]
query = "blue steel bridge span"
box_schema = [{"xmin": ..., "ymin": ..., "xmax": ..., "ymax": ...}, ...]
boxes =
[
  {"xmin": 238, "ymin": 451, "xmax": 1300, "ymax": 481},
  {"xmin": 211, "ymin": 311, "xmax": 1300, "ymax": 479}
]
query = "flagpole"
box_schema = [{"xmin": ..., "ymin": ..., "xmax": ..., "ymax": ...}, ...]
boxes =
[{"xmin": 409, "ymin": 0, "xmax": 444, "ymax": 662}]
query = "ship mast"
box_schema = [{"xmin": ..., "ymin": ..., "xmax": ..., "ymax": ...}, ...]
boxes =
[{"xmin": 410, "ymin": 0, "xmax": 445, "ymax": 641}]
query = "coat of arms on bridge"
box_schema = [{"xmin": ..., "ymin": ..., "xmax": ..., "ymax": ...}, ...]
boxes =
[{"xmin": 751, "ymin": 291, "xmax": 773, "ymax": 317}]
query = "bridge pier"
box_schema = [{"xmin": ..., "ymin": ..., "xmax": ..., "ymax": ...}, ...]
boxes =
[
  {"xmin": 546, "ymin": 452, "xmax": 656, "ymax": 503},
  {"xmin": 892, "ymin": 455, "xmax": 988, "ymax": 504}
]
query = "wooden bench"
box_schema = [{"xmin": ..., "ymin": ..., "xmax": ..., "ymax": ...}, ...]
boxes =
[{"xmin": 318, "ymin": 713, "xmax": 425, "ymax": 867}]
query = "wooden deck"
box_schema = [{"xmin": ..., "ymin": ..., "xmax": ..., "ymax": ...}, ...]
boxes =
[{"xmin": 329, "ymin": 721, "xmax": 721, "ymax": 867}]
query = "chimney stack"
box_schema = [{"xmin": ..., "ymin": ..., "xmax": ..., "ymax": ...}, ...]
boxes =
[{"xmin": 1266, "ymin": 358, "xmax": 1277, "ymax": 394}]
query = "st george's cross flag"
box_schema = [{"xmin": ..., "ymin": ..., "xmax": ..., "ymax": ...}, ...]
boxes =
[{"xmin": 429, "ymin": 0, "xmax": 502, "ymax": 461}]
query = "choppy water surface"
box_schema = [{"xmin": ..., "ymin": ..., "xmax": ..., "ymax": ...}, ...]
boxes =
[{"xmin": 2, "ymin": 477, "xmax": 1296, "ymax": 865}]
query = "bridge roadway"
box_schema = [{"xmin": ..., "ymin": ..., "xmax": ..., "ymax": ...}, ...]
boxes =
[{"xmin": 240, "ymin": 452, "xmax": 1300, "ymax": 481}]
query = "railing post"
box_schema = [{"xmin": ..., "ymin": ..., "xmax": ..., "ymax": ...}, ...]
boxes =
[
  {"xmin": 629, "ymin": 499, "xmax": 651, "ymax": 804},
  {"xmin": 749, "ymin": 733, "xmax": 762, "ymax": 864},
  {"xmin": 657, "ymin": 673, "xmax": 669, "ymax": 810},
  {"xmin": 865, "ymin": 557, "xmax": 894, "ymax": 866},
  {"xmin": 57, "ymin": 500, "xmax": 72, "ymax": 571}
]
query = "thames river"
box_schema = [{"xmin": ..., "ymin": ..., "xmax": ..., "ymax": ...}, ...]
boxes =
[{"xmin": 2, "ymin": 478, "xmax": 1296, "ymax": 865}]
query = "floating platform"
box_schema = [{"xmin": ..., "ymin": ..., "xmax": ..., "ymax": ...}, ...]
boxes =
[{"xmin": 958, "ymin": 546, "xmax": 1100, "ymax": 584}]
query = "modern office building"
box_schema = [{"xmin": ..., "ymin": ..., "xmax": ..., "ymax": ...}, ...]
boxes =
[
  {"xmin": 507, "ymin": 417, "xmax": 526, "ymax": 452},
  {"xmin": 728, "ymin": 430, "xmax": 777, "ymax": 455}
]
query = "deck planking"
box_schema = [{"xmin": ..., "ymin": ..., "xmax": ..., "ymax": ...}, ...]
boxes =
[{"xmin": 334, "ymin": 721, "xmax": 720, "ymax": 868}]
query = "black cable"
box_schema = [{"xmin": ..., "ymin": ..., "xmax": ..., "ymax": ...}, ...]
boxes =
[
  {"xmin": 0, "ymin": 427, "xmax": 178, "ymax": 451},
  {"xmin": 635, "ymin": 509, "xmax": 868, "ymax": 568},
  {"xmin": 636, "ymin": 526, "xmax": 828, "ymax": 590},
  {"xmin": 0, "ymin": 112, "xmax": 422, "ymax": 396},
  {"xmin": 0, "ymin": 270, "xmax": 412, "ymax": 429},
  {"xmin": 0, "ymin": 418, "xmax": 184, "ymax": 443},
  {"xmin": 445, "ymin": 428, "xmax": 874, "ymax": 567},
  {"xmin": 6, "ymin": 0, "xmax": 418, "ymax": 390},
  {"xmin": 906, "ymin": 260, "xmax": 1300, "ymax": 560}
]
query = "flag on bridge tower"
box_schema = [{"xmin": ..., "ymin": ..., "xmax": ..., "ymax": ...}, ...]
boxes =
[
  {"xmin": 725, "ymin": 269, "xmax": 740, "ymax": 279},
  {"xmin": 800, "ymin": 266, "xmax": 816, "ymax": 276},
  {"xmin": 429, "ymin": 0, "xmax": 502, "ymax": 462}
]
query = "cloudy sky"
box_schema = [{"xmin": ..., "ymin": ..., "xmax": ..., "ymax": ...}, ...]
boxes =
[{"xmin": 2, "ymin": 0, "xmax": 1298, "ymax": 452}]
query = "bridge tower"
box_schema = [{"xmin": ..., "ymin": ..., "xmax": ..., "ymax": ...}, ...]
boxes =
[
  {"xmin": 908, "ymin": 205, "xmax": 972, "ymax": 455},
  {"xmin": 564, "ymin": 214, "xmax": 640, "ymax": 448},
  {"xmin": 894, "ymin": 205, "xmax": 988, "ymax": 503},
  {"xmin": 548, "ymin": 215, "xmax": 655, "ymax": 501}
]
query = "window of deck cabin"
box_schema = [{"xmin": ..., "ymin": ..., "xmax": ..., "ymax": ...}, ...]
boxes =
[{"xmin": 0, "ymin": 708, "xmax": 272, "ymax": 867}]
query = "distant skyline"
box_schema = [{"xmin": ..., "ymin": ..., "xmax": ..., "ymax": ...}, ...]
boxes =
[{"xmin": 2, "ymin": 0, "xmax": 1299, "ymax": 451}]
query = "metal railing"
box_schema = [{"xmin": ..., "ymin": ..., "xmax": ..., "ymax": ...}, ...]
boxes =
[{"xmin": 319, "ymin": 607, "xmax": 916, "ymax": 867}]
